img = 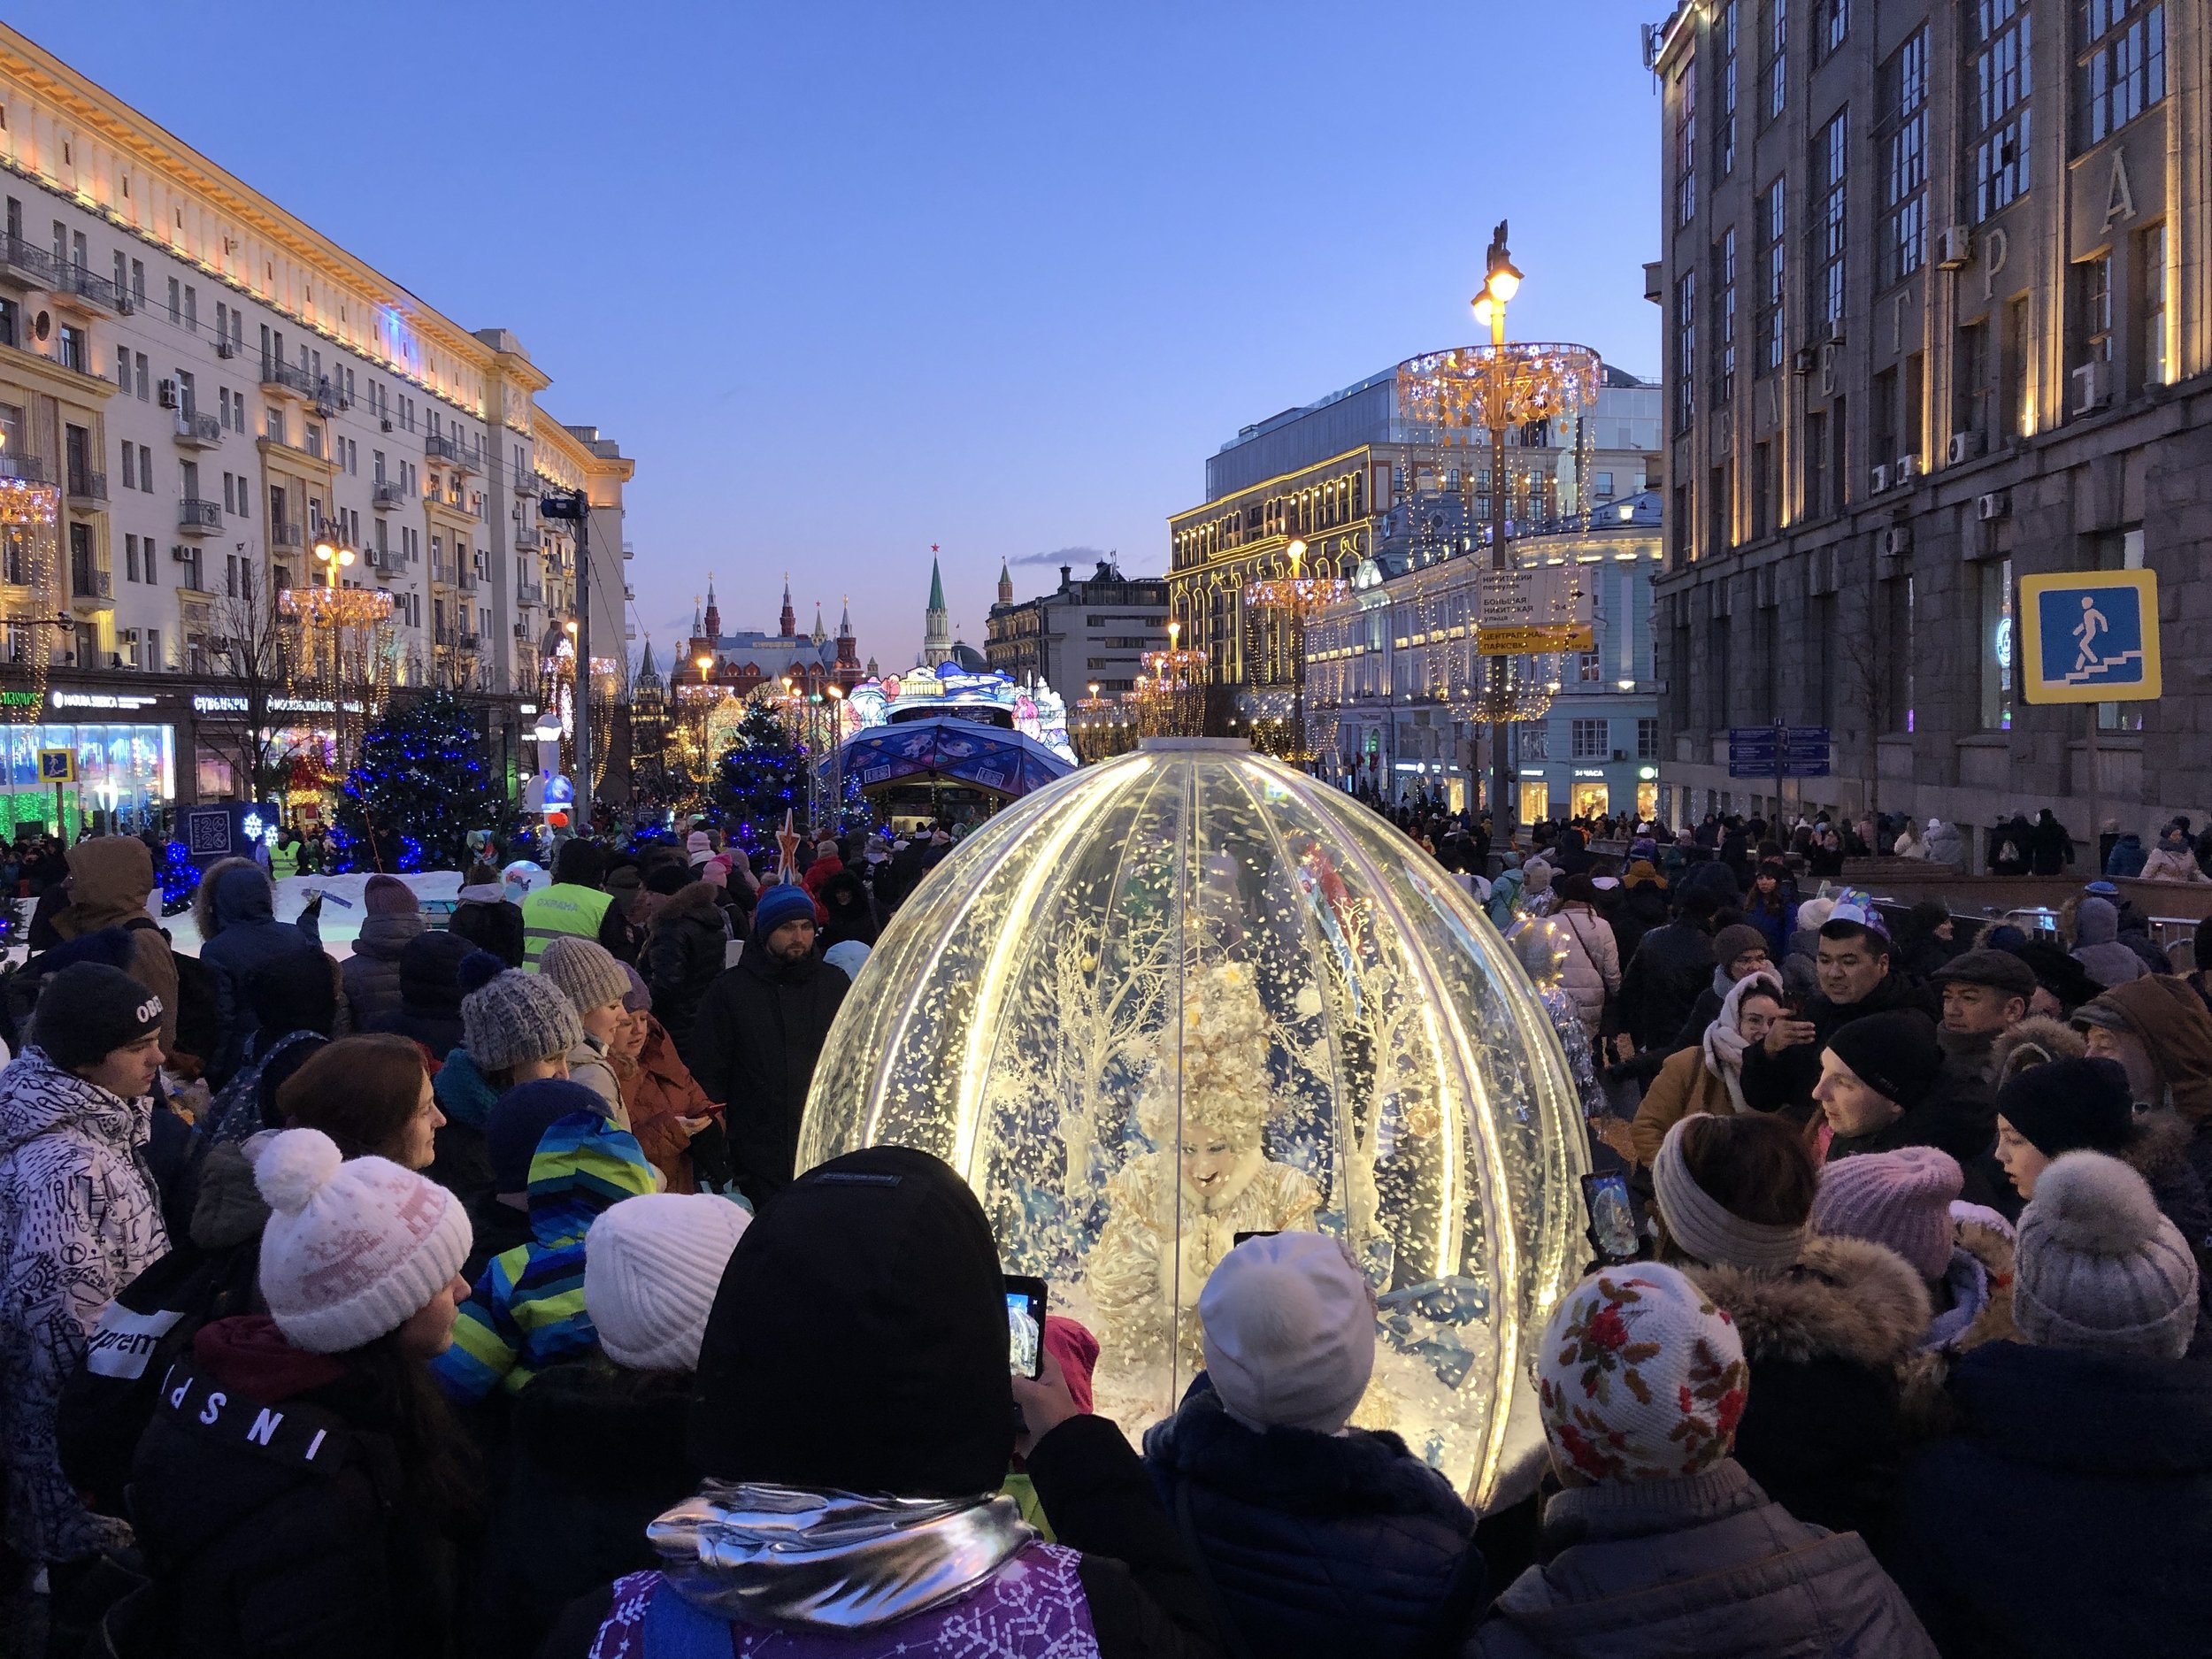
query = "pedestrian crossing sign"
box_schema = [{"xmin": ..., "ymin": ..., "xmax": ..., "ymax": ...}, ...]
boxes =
[{"xmin": 2018, "ymin": 570, "xmax": 2161, "ymax": 704}]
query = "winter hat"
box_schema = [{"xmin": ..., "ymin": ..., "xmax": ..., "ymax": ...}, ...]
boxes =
[
  {"xmin": 456, "ymin": 949, "xmax": 507, "ymax": 996},
  {"xmin": 584, "ymin": 1194, "xmax": 751, "ymax": 1372},
  {"xmin": 1810, "ymin": 1147, "xmax": 1963, "ymax": 1280},
  {"xmin": 1937, "ymin": 948, "xmax": 2036, "ymax": 1001},
  {"xmin": 645, "ymin": 863, "xmax": 692, "ymax": 897},
  {"xmin": 1651, "ymin": 1114, "xmax": 1809, "ymax": 1271},
  {"xmin": 363, "ymin": 874, "xmax": 419, "ymax": 917},
  {"xmin": 753, "ymin": 880, "xmax": 816, "ymax": 941},
  {"xmin": 1711, "ymin": 924, "xmax": 1768, "ymax": 967},
  {"xmin": 687, "ymin": 831, "xmax": 712, "ymax": 868},
  {"xmin": 461, "ymin": 968, "xmax": 584, "ymax": 1075},
  {"xmin": 1044, "ymin": 1316, "xmax": 1099, "ymax": 1415},
  {"xmin": 1995, "ymin": 1056, "xmax": 2136, "ymax": 1159},
  {"xmin": 538, "ymin": 935, "xmax": 630, "ymax": 1016},
  {"xmin": 1199, "ymin": 1232, "xmax": 1376, "ymax": 1435},
  {"xmin": 1822, "ymin": 1010, "xmax": 1945, "ymax": 1113},
  {"xmin": 1536, "ymin": 1263, "xmax": 1748, "ymax": 1484},
  {"xmin": 1794, "ymin": 895, "xmax": 1837, "ymax": 933},
  {"xmin": 619, "ymin": 961, "xmax": 652, "ymax": 1014},
  {"xmin": 2014, "ymin": 1151, "xmax": 2199, "ymax": 1361},
  {"xmin": 30, "ymin": 962, "xmax": 165, "ymax": 1071},
  {"xmin": 250, "ymin": 1129, "xmax": 471, "ymax": 1354},
  {"xmin": 487, "ymin": 1078, "xmax": 608, "ymax": 1194}
]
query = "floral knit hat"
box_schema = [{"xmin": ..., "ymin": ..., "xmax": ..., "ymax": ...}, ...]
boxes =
[{"xmin": 1535, "ymin": 1263, "xmax": 1749, "ymax": 1484}]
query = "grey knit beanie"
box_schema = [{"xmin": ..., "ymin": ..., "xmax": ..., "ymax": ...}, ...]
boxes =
[
  {"xmin": 537, "ymin": 936, "xmax": 630, "ymax": 1017},
  {"xmin": 461, "ymin": 968, "xmax": 585, "ymax": 1074},
  {"xmin": 2014, "ymin": 1150, "xmax": 2199, "ymax": 1361}
]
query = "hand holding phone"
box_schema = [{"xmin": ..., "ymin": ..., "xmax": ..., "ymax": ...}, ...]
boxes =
[
  {"xmin": 1581, "ymin": 1171, "xmax": 1642, "ymax": 1264},
  {"xmin": 1765, "ymin": 1015, "xmax": 1818, "ymax": 1054},
  {"xmin": 1003, "ymin": 1274, "xmax": 1047, "ymax": 1379}
]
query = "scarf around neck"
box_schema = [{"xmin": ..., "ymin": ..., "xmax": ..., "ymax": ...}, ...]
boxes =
[
  {"xmin": 650, "ymin": 1484, "xmax": 1033, "ymax": 1631},
  {"xmin": 1701, "ymin": 969, "xmax": 1784, "ymax": 1114}
]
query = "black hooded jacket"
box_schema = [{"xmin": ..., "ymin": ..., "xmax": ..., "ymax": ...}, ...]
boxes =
[
  {"xmin": 685, "ymin": 937, "xmax": 848, "ymax": 1205},
  {"xmin": 1739, "ymin": 968, "xmax": 1941, "ymax": 1118},
  {"xmin": 641, "ymin": 882, "xmax": 729, "ymax": 1061}
]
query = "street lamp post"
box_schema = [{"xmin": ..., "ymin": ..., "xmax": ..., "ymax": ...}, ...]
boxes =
[{"xmin": 1470, "ymin": 222, "xmax": 1524, "ymax": 845}]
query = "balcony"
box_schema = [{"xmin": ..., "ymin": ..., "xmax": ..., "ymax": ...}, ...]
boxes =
[
  {"xmin": 457, "ymin": 562, "xmax": 478, "ymax": 592},
  {"xmin": 215, "ymin": 336, "xmax": 238, "ymax": 360},
  {"xmin": 173, "ymin": 411, "xmax": 223, "ymax": 449},
  {"xmin": 517, "ymin": 581, "xmax": 543, "ymax": 608},
  {"xmin": 512, "ymin": 471, "xmax": 536, "ymax": 495},
  {"xmin": 424, "ymin": 432, "xmax": 480, "ymax": 474},
  {"xmin": 177, "ymin": 498, "xmax": 223, "ymax": 536},
  {"xmin": 49, "ymin": 263, "xmax": 121, "ymax": 316},
  {"xmin": 514, "ymin": 526, "xmax": 540, "ymax": 551},
  {"xmin": 0, "ymin": 454, "xmax": 53, "ymax": 486},
  {"xmin": 311, "ymin": 378, "xmax": 349, "ymax": 418},
  {"xmin": 457, "ymin": 631, "xmax": 480, "ymax": 652},
  {"xmin": 267, "ymin": 522, "xmax": 303, "ymax": 552},
  {"xmin": 372, "ymin": 480, "xmax": 410, "ymax": 511},
  {"xmin": 434, "ymin": 625, "xmax": 457, "ymax": 648},
  {"xmin": 69, "ymin": 561, "xmax": 113, "ymax": 606},
  {"xmin": 0, "ymin": 234, "xmax": 55, "ymax": 290},
  {"xmin": 259, "ymin": 357, "xmax": 316, "ymax": 398},
  {"xmin": 65, "ymin": 469, "xmax": 107, "ymax": 509},
  {"xmin": 364, "ymin": 546, "xmax": 401, "ymax": 578}
]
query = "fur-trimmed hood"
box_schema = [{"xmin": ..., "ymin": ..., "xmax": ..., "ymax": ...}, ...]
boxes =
[
  {"xmin": 1991, "ymin": 1014, "xmax": 2085, "ymax": 1088},
  {"xmin": 1686, "ymin": 1234, "xmax": 1931, "ymax": 1370},
  {"xmin": 650, "ymin": 880, "xmax": 727, "ymax": 927}
]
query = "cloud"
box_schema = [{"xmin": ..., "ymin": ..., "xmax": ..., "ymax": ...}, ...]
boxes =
[{"xmin": 1010, "ymin": 544, "xmax": 1111, "ymax": 568}]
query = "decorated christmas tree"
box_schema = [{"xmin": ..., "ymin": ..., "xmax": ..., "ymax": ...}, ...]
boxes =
[
  {"xmin": 710, "ymin": 703, "xmax": 805, "ymax": 854},
  {"xmin": 328, "ymin": 691, "xmax": 503, "ymax": 873}
]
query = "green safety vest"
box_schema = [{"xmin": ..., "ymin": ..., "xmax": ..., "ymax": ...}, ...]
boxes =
[
  {"xmin": 268, "ymin": 841, "xmax": 301, "ymax": 879},
  {"xmin": 521, "ymin": 882, "xmax": 613, "ymax": 967}
]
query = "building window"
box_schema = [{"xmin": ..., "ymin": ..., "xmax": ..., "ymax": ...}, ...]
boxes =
[
  {"xmin": 2139, "ymin": 221, "xmax": 2169, "ymax": 386},
  {"xmin": 1571, "ymin": 719, "xmax": 1609, "ymax": 759},
  {"xmin": 1979, "ymin": 557, "xmax": 2013, "ymax": 729},
  {"xmin": 1673, "ymin": 57, "xmax": 1698, "ymax": 227},
  {"xmin": 1816, "ymin": 0, "xmax": 1847, "ymax": 59},
  {"xmin": 1638, "ymin": 717, "xmax": 1661, "ymax": 760},
  {"xmin": 1760, "ymin": 0, "xmax": 1787, "ymax": 122},
  {"xmin": 1674, "ymin": 271, "xmax": 1697, "ymax": 433},
  {"xmin": 1713, "ymin": 228, "xmax": 1737, "ymax": 406},
  {"xmin": 2076, "ymin": 252, "xmax": 2114, "ymax": 369},
  {"xmin": 1880, "ymin": 29, "xmax": 1928, "ymax": 286},
  {"xmin": 2076, "ymin": 0, "xmax": 2163, "ymax": 149},
  {"xmin": 1970, "ymin": 0, "xmax": 2032, "ymax": 222},
  {"xmin": 1805, "ymin": 409, "xmax": 1830, "ymax": 516},
  {"xmin": 1716, "ymin": 0, "xmax": 1739, "ymax": 177},
  {"xmin": 1577, "ymin": 652, "xmax": 1603, "ymax": 683},
  {"xmin": 56, "ymin": 323, "xmax": 87, "ymax": 373},
  {"xmin": 1760, "ymin": 179, "xmax": 1786, "ymax": 371},
  {"xmin": 1811, "ymin": 111, "xmax": 1847, "ymax": 332}
]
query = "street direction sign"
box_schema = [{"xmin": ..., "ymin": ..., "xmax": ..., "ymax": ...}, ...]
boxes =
[
  {"xmin": 1476, "ymin": 623, "xmax": 1596, "ymax": 654},
  {"xmin": 1728, "ymin": 725, "xmax": 1831, "ymax": 779},
  {"xmin": 2018, "ymin": 570, "xmax": 2161, "ymax": 703}
]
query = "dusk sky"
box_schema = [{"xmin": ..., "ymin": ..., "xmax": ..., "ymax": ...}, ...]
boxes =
[{"xmin": 18, "ymin": 1, "xmax": 1666, "ymax": 672}]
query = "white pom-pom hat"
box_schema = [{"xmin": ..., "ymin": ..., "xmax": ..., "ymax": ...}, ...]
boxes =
[
  {"xmin": 2015, "ymin": 1149, "xmax": 2200, "ymax": 1362},
  {"xmin": 250, "ymin": 1128, "xmax": 473, "ymax": 1354},
  {"xmin": 584, "ymin": 1194, "xmax": 750, "ymax": 1373}
]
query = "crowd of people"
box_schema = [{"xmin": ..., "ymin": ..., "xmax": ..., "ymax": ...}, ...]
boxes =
[{"xmin": 0, "ymin": 794, "xmax": 2210, "ymax": 1656}]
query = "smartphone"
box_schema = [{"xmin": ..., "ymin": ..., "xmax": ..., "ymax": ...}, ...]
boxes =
[
  {"xmin": 1581, "ymin": 1171, "xmax": 1642, "ymax": 1264},
  {"xmin": 1003, "ymin": 1274, "xmax": 1047, "ymax": 1380},
  {"xmin": 1232, "ymin": 1230, "xmax": 1280, "ymax": 1248}
]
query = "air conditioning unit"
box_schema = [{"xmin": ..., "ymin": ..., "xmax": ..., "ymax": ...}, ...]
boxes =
[
  {"xmin": 215, "ymin": 337, "xmax": 237, "ymax": 359},
  {"xmin": 1935, "ymin": 226, "xmax": 1971, "ymax": 269},
  {"xmin": 157, "ymin": 378, "xmax": 180, "ymax": 408},
  {"xmin": 1878, "ymin": 526, "xmax": 1913, "ymax": 558},
  {"xmin": 513, "ymin": 622, "xmax": 528, "ymax": 641},
  {"xmin": 169, "ymin": 543, "xmax": 189, "ymax": 562},
  {"xmin": 1870, "ymin": 463, "xmax": 1893, "ymax": 494},
  {"xmin": 1895, "ymin": 454, "xmax": 1923, "ymax": 483},
  {"xmin": 380, "ymin": 419, "xmax": 393, "ymax": 433},
  {"xmin": 114, "ymin": 291, "xmax": 134, "ymax": 315},
  {"xmin": 1611, "ymin": 749, "xmax": 1631, "ymax": 762},
  {"xmin": 1977, "ymin": 490, "xmax": 2011, "ymax": 521},
  {"xmin": 1947, "ymin": 430, "xmax": 1986, "ymax": 465},
  {"xmin": 2072, "ymin": 359, "xmax": 2114, "ymax": 415},
  {"xmin": 1792, "ymin": 346, "xmax": 1817, "ymax": 376}
]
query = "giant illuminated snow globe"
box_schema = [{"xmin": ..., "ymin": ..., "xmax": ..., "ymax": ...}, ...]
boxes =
[{"xmin": 800, "ymin": 738, "xmax": 1589, "ymax": 1503}]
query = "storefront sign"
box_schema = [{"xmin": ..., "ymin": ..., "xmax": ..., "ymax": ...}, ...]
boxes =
[
  {"xmin": 193, "ymin": 695, "xmax": 367, "ymax": 716},
  {"xmin": 0, "ymin": 691, "xmax": 38, "ymax": 709},
  {"xmin": 51, "ymin": 691, "xmax": 162, "ymax": 711},
  {"xmin": 1572, "ymin": 768, "xmax": 1607, "ymax": 778}
]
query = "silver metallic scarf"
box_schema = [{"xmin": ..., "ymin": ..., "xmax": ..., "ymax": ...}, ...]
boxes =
[{"xmin": 649, "ymin": 1484, "xmax": 1034, "ymax": 1630}]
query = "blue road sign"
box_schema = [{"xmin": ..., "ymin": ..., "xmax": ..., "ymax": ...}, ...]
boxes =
[{"xmin": 2018, "ymin": 571, "xmax": 2161, "ymax": 703}]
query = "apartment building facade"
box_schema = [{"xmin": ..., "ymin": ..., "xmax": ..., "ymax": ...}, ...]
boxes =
[
  {"xmin": 1168, "ymin": 364, "xmax": 1662, "ymax": 743},
  {"xmin": 1649, "ymin": 0, "xmax": 2211, "ymax": 844},
  {"xmin": 0, "ymin": 25, "xmax": 632, "ymax": 828},
  {"xmin": 985, "ymin": 557, "xmax": 1171, "ymax": 696}
]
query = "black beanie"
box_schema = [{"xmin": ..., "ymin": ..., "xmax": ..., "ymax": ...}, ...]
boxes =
[
  {"xmin": 486, "ymin": 1079, "xmax": 606, "ymax": 1194},
  {"xmin": 31, "ymin": 962, "xmax": 165, "ymax": 1071},
  {"xmin": 690, "ymin": 1146, "xmax": 1011, "ymax": 1498},
  {"xmin": 1996, "ymin": 1056, "xmax": 2135, "ymax": 1158},
  {"xmin": 1823, "ymin": 1009, "xmax": 1945, "ymax": 1112}
]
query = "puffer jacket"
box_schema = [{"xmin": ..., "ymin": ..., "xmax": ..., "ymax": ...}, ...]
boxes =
[
  {"xmin": 198, "ymin": 864, "xmax": 329, "ymax": 1086},
  {"xmin": 642, "ymin": 882, "xmax": 728, "ymax": 1059},
  {"xmin": 50, "ymin": 836, "xmax": 177, "ymax": 1052},
  {"xmin": 614, "ymin": 1015, "xmax": 718, "ymax": 1192},
  {"xmin": 0, "ymin": 1048, "xmax": 169, "ymax": 1561},
  {"xmin": 1142, "ymin": 1382, "xmax": 1483, "ymax": 1659},
  {"xmin": 1473, "ymin": 1458, "xmax": 1937, "ymax": 1657},
  {"xmin": 431, "ymin": 1110, "xmax": 657, "ymax": 1402},
  {"xmin": 1683, "ymin": 1235, "xmax": 1930, "ymax": 1551},
  {"xmin": 365, "ymin": 931, "xmax": 471, "ymax": 1062},
  {"xmin": 1547, "ymin": 903, "xmax": 1619, "ymax": 1039},
  {"xmin": 2071, "ymin": 896, "xmax": 2148, "ymax": 988},
  {"xmin": 2142, "ymin": 844, "xmax": 2211, "ymax": 883},
  {"xmin": 1613, "ymin": 920, "xmax": 1717, "ymax": 1055},
  {"xmin": 340, "ymin": 910, "xmax": 426, "ymax": 1032}
]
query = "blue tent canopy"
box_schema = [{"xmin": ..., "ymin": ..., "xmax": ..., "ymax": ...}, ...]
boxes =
[{"xmin": 833, "ymin": 717, "xmax": 1074, "ymax": 799}]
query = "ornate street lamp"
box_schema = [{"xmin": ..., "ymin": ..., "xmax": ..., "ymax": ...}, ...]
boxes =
[{"xmin": 1243, "ymin": 536, "xmax": 1350, "ymax": 770}]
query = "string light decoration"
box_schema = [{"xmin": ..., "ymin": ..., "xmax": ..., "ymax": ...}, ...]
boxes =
[
  {"xmin": 0, "ymin": 477, "xmax": 61, "ymax": 724},
  {"xmin": 1135, "ymin": 619, "xmax": 1210, "ymax": 739},
  {"xmin": 1071, "ymin": 683, "xmax": 1133, "ymax": 764},
  {"xmin": 1243, "ymin": 538, "xmax": 1350, "ymax": 765}
]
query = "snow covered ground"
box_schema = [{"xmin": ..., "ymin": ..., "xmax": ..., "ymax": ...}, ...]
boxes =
[{"xmin": 164, "ymin": 871, "xmax": 472, "ymax": 961}]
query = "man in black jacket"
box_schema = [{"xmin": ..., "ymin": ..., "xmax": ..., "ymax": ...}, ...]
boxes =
[
  {"xmin": 687, "ymin": 881, "xmax": 848, "ymax": 1206},
  {"xmin": 1611, "ymin": 888, "xmax": 1722, "ymax": 1067},
  {"xmin": 1740, "ymin": 905, "xmax": 1939, "ymax": 1121}
]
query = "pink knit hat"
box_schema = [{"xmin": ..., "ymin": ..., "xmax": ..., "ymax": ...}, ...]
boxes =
[{"xmin": 1810, "ymin": 1146, "xmax": 1962, "ymax": 1281}]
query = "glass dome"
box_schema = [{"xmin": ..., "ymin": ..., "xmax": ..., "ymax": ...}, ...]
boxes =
[{"xmin": 801, "ymin": 738, "xmax": 1589, "ymax": 1503}]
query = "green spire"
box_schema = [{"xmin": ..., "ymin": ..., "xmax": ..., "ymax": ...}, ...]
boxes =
[{"xmin": 928, "ymin": 556, "xmax": 946, "ymax": 612}]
